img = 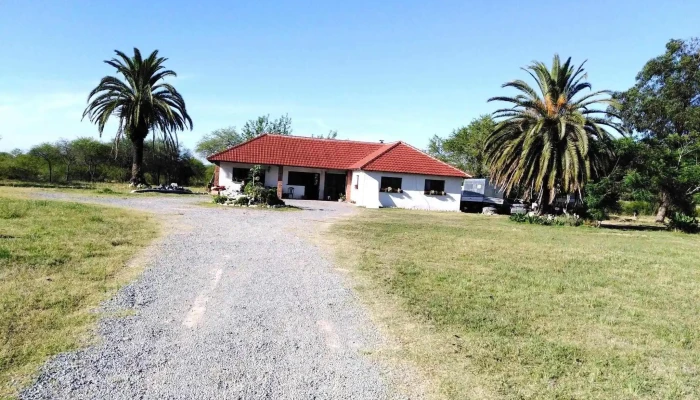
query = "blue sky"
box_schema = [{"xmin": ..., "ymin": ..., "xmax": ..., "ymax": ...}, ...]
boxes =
[{"xmin": 1, "ymin": 0, "xmax": 698, "ymax": 156}]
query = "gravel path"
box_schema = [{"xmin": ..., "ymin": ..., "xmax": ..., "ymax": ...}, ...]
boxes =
[{"xmin": 20, "ymin": 193, "xmax": 399, "ymax": 399}]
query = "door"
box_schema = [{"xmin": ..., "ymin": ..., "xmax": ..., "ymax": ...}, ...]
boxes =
[{"xmin": 324, "ymin": 173, "xmax": 347, "ymax": 201}]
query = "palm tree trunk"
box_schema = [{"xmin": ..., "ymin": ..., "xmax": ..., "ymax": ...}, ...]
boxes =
[
  {"xmin": 655, "ymin": 190, "xmax": 670, "ymax": 223},
  {"xmin": 131, "ymin": 139, "xmax": 146, "ymax": 186}
]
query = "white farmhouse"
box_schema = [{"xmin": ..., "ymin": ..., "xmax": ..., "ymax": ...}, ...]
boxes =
[{"xmin": 208, "ymin": 134, "xmax": 469, "ymax": 211}]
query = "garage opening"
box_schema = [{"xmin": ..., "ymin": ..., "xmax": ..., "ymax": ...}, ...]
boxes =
[{"xmin": 288, "ymin": 171, "xmax": 320, "ymax": 200}]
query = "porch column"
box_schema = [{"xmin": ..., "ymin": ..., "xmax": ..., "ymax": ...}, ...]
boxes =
[
  {"xmin": 277, "ymin": 165, "xmax": 284, "ymax": 198},
  {"xmin": 345, "ymin": 170, "xmax": 353, "ymax": 202}
]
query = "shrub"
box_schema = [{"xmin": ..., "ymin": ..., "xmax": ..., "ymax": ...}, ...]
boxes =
[
  {"xmin": 509, "ymin": 213, "xmax": 528, "ymax": 223},
  {"xmin": 509, "ymin": 213, "xmax": 583, "ymax": 227},
  {"xmin": 212, "ymin": 195, "xmax": 228, "ymax": 204},
  {"xmin": 584, "ymin": 177, "xmax": 621, "ymax": 220},
  {"xmin": 234, "ymin": 196, "xmax": 249, "ymax": 206},
  {"xmin": 620, "ymin": 200, "xmax": 655, "ymax": 216},
  {"xmin": 263, "ymin": 189, "xmax": 285, "ymax": 206},
  {"xmin": 667, "ymin": 212, "xmax": 699, "ymax": 233}
]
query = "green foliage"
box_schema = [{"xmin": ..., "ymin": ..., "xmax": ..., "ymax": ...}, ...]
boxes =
[
  {"xmin": 195, "ymin": 127, "xmax": 244, "ymax": 158},
  {"xmin": 263, "ymin": 189, "xmax": 285, "ymax": 206},
  {"xmin": 620, "ymin": 200, "xmax": 655, "ymax": 216},
  {"xmin": 427, "ymin": 115, "xmax": 494, "ymax": 177},
  {"xmin": 28, "ymin": 143, "xmax": 61, "ymax": 183},
  {"xmin": 614, "ymin": 38, "xmax": 700, "ymax": 222},
  {"xmin": 243, "ymin": 181, "xmax": 284, "ymax": 206},
  {"xmin": 83, "ymin": 48, "xmax": 193, "ymax": 184},
  {"xmin": 0, "ymin": 138, "xmax": 207, "ymax": 186},
  {"xmin": 667, "ymin": 212, "xmax": 699, "ymax": 233},
  {"xmin": 509, "ymin": 213, "xmax": 583, "ymax": 227},
  {"xmin": 584, "ymin": 177, "xmax": 621, "ymax": 220},
  {"xmin": 486, "ymin": 54, "xmax": 623, "ymax": 207},
  {"xmin": 311, "ymin": 130, "xmax": 339, "ymax": 139},
  {"xmin": 212, "ymin": 195, "xmax": 228, "ymax": 204},
  {"xmin": 241, "ymin": 114, "xmax": 292, "ymax": 140},
  {"xmin": 234, "ymin": 196, "xmax": 249, "ymax": 206}
]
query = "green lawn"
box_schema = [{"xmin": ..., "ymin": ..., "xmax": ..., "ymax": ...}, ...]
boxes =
[
  {"xmin": 330, "ymin": 209, "xmax": 700, "ymax": 400},
  {"xmin": 0, "ymin": 192, "xmax": 156, "ymax": 398},
  {"xmin": 0, "ymin": 180, "xmax": 207, "ymax": 197}
]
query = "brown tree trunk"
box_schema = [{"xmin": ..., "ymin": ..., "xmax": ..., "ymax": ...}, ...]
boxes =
[
  {"xmin": 535, "ymin": 187, "xmax": 554, "ymax": 215},
  {"xmin": 130, "ymin": 139, "xmax": 146, "ymax": 186},
  {"xmin": 655, "ymin": 190, "xmax": 670, "ymax": 223}
]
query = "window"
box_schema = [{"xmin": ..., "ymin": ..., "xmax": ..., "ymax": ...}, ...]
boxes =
[
  {"xmin": 231, "ymin": 168, "xmax": 249, "ymax": 182},
  {"xmin": 379, "ymin": 176, "xmax": 402, "ymax": 192},
  {"xmin": 231, "ymin": 167, "xmax": 264, "ymax": 185},
  {"xmin": 424, "ymin": 179, "xmax": 445, "ymax": 195},
  {"xmin": 287, "ymin": 171, "xmax": 306, "ymax": 186}
]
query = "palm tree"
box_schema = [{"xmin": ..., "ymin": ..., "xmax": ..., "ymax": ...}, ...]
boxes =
[
  {"xmin": 83, "ymin": 48, "xmax": 192, "ymax": 185},
  {"xmin": 485, "ymin": 55, "xmax": 624, "ymax": 211}
]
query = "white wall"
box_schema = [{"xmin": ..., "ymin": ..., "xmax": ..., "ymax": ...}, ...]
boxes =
[
  {"xmin": 353, "ymin": 171, "xmax": 462, "ymax": 211},
  {"xmin": 218, "ymin": 163, "xmax": 345, "ymax": 200}
]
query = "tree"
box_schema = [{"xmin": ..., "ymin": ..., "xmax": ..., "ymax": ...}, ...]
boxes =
[
  {"xmin": 195, "ymin": 127, "xmax": 243, "ymax": 158},
  {"xmin": 427, "ymin": 115, "xmax": 495, "ymax": 177},
  {"xmin": 56, "ymin": 139, "xmax": 77, "ymax": 181},
  {"xmin": 83, "ymin": 48, "xmax": 193, "ymax": 185},
  {"xmin": 72, "ymin": 138, "xmax": 110, "ymax": 182},
  {"xmin": 241, "ymin": 114, "xmax": 292, "ymax": 140},
  {"xmin": 614, "ymin": 38, "xmax": 700, "ymax": 222},
  {"xmin": 485, "ymin": 54, "xmax": 624, "ymax": 210},
  {"xmin": 312, "ymin": 130, "xmax": 338, "ymax": 139},
  {"xmin": 29, "ymin": 143, "xmax": 62, "ymax": 183}
]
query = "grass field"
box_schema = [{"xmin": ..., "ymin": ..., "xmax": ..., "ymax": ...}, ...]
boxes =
[
  {"xmin": 0, "ymin": 191, "xmax": 157, "ymax": 398},
  {"xmin": 329, "ymin": 209, "xmax": 700, "ymax": 400},
  {"xmin": 0, "ymin": 180, "xmax": 207, "ymax": 196}
]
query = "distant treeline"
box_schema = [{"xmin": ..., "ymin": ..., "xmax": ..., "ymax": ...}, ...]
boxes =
[{"xmin": 0, "ymin": 138, "xmax": 210, "ymax": 186}]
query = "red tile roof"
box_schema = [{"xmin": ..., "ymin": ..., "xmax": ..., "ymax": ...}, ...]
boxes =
[
  {"xmin": 360, "ymin": 142, "xmax": 469, "ymax": 178},
  {"xmin": 208, "ymin": 134, "xmax": 469, "ymax": 178}
]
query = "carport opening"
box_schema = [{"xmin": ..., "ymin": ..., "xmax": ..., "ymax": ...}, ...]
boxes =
[{"xmin": 288, "ymin": 171, "xmax": 320, "ymax": 200}]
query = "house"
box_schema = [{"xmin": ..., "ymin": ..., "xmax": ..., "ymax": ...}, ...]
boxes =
[{"xmin": 207, "ymin": 134, "xmax": 470, "ymax": 211}]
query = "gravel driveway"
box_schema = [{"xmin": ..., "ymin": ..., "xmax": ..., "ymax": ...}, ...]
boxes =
[{"xmin": 20, "ymin": 193, "xmax": 399, "ymax": 399}]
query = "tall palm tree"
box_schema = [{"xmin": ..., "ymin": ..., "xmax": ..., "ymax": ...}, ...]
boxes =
[
  {"xmin": 485, "ymin": 55, "xmax": 624, "ymax": 210},
  {"xmin": 83, "ymin": 48, "xmax": 192, "ymax": 185}
]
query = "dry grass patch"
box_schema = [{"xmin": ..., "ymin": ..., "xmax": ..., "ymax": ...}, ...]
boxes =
[
  {"xmin": 329, "ymin": 209, "xmax": 700, "ymax": 399},
  {"xmin": 0, "ymin": 194, "xmax": 157, "ymax": 398}
]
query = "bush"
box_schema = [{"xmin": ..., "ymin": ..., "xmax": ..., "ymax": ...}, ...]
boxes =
[
  {"xmin": 584, "ymin": 177, "xmax": 621, "ymax": 220},
  {"xmin": 212, "ymin": 195, "xmax": 228, "ymax": 204},
  {"xmin": 620, "ymin": 200, "xmax": 655, "ymax": 216},
  {"xmin": 234, "ymin": 196, "xmax": 249, "ymax": 206},
  {"xmin": 509, "ymin": 213, "xmax": 582, "ymax": 227},
  {"xmin": 263, "ymin": 189, "xmax": 285, "ymax": 206},
  {"xmin": 667, "ymin": 212, "xmax": 699, "ymax": 233},
  {"xmin": 509, "ymin": 213, "xmax": 528, "ymax": 223}
]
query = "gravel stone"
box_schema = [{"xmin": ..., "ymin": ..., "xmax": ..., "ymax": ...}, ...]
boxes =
[{"xmin": 20, "ymin": 194, "xmax": 400, "ymax": 399}]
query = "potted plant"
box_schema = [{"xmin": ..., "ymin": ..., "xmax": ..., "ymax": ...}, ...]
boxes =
[
  {"xmin": 386, "ymin": 186, "xmax": 393, "ymax": 193},
  {"xmin": 441, "ymin": 190, "xmax": 446, "ymax": 196},
  {"xmin": 430, "ymin": 189, "xmax": 436, "ymax": 195},
  {"xmin": 397, "ymin": 188, "xmax": 403, "ymax": 193},
  {"xmin": 338, "ymin": 193, "xmax": 346, "ymax": 202}
]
